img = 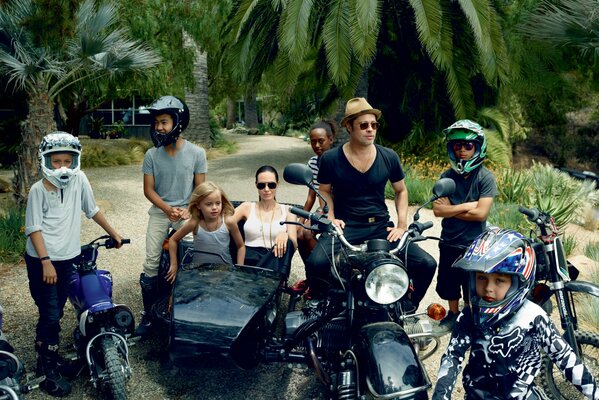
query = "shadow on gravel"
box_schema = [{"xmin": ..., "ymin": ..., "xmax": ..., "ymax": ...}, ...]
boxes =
[{"xmin": 133, "ymin": 336, "xmax": 324, "ymax": 400}]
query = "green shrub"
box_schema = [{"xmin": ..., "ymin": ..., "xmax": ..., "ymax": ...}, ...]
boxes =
[
  {"xmin": 584, "ymin": 241, "xmax": 599, "ymax": 262},
  {"xmin": 561, "ymin": 234, "xmax": 577, "ymax": 257},
  {"xmin": 492, "ymin": 163, "xmax": 599, "ymax": 233},
  {"xmin": 80, "ymin": 138, "xmax": 152, "ymax": 168},
  {"xmin": 495, "ymin": 169, "xmax": 533, "ymax": 205},
  {"xmin": 528, "ymin": 163, "xmax": 599, "ymax": 229},
  {"xmin": 488, "ymin": 202, "xmax": 534, "ymax": 235},
  {"xmin": 389, "ymin": 168, "xmax": 436, "ymax": 206},
  {"xmin": 0, "ymin": 207, "xmax": 25, "ymax": 263},
  {"xmin": 577, "ymin": 250, "xmax": 599, "ymax": 330}
]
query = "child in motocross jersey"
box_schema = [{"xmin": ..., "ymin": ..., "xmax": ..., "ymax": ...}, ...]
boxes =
[
  {"xmin": 166, "ymin": 181, "xmax": 245, "ymax": 282},
  {"xmin": 297, "ymin": 120, "xmax": 335, "ymax": 263},
  {"xmin": 432, "ymin": 228, "xmax": 599, "ymax": 400},
  {"xmin": 432, "ymin": 119, "xmax": 498, "ymax": 331},
  {"xmin": 25, "ymin": 132, "xmax": 124, "ymax": 397}
]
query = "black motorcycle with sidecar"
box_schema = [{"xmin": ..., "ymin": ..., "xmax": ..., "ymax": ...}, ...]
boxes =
[{"xmin": 165, "ymin": 164, "xmax": 455, "ymax": 399}]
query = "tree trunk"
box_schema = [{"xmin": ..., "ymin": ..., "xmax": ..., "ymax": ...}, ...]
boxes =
[
  {"xmin": 226, "ymin": 97, "xmax": 236, "ymax": 129},
  {"xmin": 183, "ymin": 32, "xmax": 211, "ymax": 149},
  {"xmin": 13, "ymin": 91, "xmax": 57, "ymax": 205},
  {"xmin": 244, "ymin": 89, "xmax": 259, "ymax": 132}
]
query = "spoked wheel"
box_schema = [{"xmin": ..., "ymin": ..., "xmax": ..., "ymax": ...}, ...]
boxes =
[
  {"xmin": 541, "ymin": 330, "xmax": 599, "ymax": 400},
  {"xmin": 100, "ymin": 337, "xmax": 129, "ymax": 400}
]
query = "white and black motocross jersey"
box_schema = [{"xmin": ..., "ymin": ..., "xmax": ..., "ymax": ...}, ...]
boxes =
[{"xmin": 432, "ymin": 300, "xmax": 598, "ymax": 400}]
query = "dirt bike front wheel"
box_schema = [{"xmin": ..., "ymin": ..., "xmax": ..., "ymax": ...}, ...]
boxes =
[
  {"xmin": 101, "ymin": 337, "xmax": 128, "ymax": 400},
  {"xmin": 541, "ymin": 330, "xmax": 599, "ymax": 400}
]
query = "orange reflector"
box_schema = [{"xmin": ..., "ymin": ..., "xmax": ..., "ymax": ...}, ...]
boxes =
[{"xmin": 427, "ymin": 303, "xmax": 447, "ymax": 321}]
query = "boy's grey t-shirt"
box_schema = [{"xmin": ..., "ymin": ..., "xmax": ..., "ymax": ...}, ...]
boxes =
[
  {"xmin": 440, "ymin": 166, "xmax": 498, "ymax": 245},
  {"xmin": 142, "ymin": 140, "xmax": 207, "ymax": 208},
  {"xmin": 25, "ymin": 171, "xmax": 100, "ymax": 260}
]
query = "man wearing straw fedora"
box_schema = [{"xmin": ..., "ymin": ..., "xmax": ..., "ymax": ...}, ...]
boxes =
[{"xmin": 305, "ymin": 97, "xmax": 437, "ymax": 310}]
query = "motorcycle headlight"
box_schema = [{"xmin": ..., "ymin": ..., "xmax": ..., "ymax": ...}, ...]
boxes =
[{"xmin": 364, "ymin": 262, "xmax": 409, "ymax": 305}]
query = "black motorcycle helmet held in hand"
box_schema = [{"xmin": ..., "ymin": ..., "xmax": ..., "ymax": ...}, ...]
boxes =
[{"xmin": 148, "ymin": 95, "xmax": 190, "ymax": 148}]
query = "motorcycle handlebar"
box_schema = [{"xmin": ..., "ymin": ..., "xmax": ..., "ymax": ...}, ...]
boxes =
[
  {"xmin": 105, "ymin": 238, "xmax": 131, "ymax": 249},
  {"xmin": 518, "ymin": 206, "xmax": 540, "ymax": 221},
  {"xmin": 289, "ymin": 206, "xmax": 312, "ymax": 221}
]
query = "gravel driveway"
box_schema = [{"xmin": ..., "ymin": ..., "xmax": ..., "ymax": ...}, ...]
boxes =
[{"xmin": 0, "ymin": 132, "xmax": 460, "ymax": 399}]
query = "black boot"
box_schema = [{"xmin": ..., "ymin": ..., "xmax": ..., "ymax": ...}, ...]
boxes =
[
  {"xmin": 36, "ymin": 342, "xmax": 72, "ymax": 397},
  {"xmin": 135, "ymin": 273, "xmax": 158, "ymax": 337}
]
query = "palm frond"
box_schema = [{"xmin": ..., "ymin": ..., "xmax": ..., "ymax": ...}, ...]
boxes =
[
  {"xmin": 522, "ymin": 0, "xmax": 599, "ymax": 61},
  {"xmin": 478, "ymin": 107, "xmax": 510, "ymax": 142},
  {"xmin": 349, "ymin": 0, "xmax": 381, "ymax": 63},
  {"xmin": 279, "ymin": 0, "xmax": 314, "ymax": 63},
  {"xmin": 485, "ymin": 129, "xmax": 511, "ymax": 169},
  {"xmin": 233, "ymin": 0, "xmax": 262, "ymax": 41},
  {"xmin": 323, "ymin": 0, "xmax": 352, "ymax": 85},
  {"xmin": 407, "ymin": 0, "xmax": 444, "ymax": 64},
  {"xmin": 457, "ymin": 0, "xmax": 501, "ymax": 83}
]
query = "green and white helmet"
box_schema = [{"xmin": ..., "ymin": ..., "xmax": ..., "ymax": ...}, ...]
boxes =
[{"xmin": 443, "ymin": 119, "xmax": 487, "ymax": 175}]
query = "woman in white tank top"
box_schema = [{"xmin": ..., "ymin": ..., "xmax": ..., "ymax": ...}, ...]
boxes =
[{"xmin": 233, "ymin": 166, "xmax": 297, "ymax": 267}]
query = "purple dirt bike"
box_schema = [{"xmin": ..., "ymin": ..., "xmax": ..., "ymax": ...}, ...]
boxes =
[{"xmin": 68, "ymin": 235, "xmax": 133, "ymax": 400}]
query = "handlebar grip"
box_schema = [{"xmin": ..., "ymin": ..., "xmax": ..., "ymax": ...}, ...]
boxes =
[
  {"xmin": 421, "ymin": 221, "xmax": 434, "ymax": 231},
  {"xmin": 121, "ymin": 239, "xmax": 131, "ymax": 244},
  {"xmin": 289, "ymin": 206, "xmax": 312, "ymax": 221},
  {"xmin": 518, "ymin": 206, "xmax": 539, "ymax": 221}
]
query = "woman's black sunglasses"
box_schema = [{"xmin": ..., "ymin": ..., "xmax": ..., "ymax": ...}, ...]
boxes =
[{"xmin": 256, "ymin": 182, "xmax": 277, "ymax": 190}]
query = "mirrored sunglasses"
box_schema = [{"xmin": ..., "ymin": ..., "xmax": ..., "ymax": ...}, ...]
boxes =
[
  {"xmin": 452, "ymin": 141, "xmax": 475, "ymax": 151},
  {"xmin": 358, "ymin": 121, "xmax": 379, "ymax": 130},
  {"xmin": 256, "ymin": 182, "xmax": 277, "ymax": 190}
]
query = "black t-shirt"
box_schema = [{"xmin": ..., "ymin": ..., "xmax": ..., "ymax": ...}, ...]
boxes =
[
  {"xmin": 318, "ymin": 144, "xmax": 405, "ymax": 221},
  {"xmin": 440, "ymin": 166, "xmax": 498, "ymax": 245}
]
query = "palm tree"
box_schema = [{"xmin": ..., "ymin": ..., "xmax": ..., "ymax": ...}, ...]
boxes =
[
  {"xmin": 0, "ymin": 0, "xmax": 160, "ymax": 204},
  {"xmin": 229, "ymin": 0, "xmax": 509, "ymax": 121},
  {"xmin": 522, "ymin": 0, "xmax": 599, "ymax": 62}
]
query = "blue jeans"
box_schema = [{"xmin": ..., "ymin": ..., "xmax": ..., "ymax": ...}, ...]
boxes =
[
  {"xmin": 305, "ymin": 219, "xmax": 437, "ymax": 309},
  {"xmin": 25, "ymin": 254, "xmax": 76, "ymax": 345}
]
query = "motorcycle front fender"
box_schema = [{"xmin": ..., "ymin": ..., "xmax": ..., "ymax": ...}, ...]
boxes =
[
  {"xmin": 565, "ymin": 280, "xmax": 599, "ymax": 297},
  {"xmin": 357, "ymin": 322, "xmax": 431, "ymax": 399}
]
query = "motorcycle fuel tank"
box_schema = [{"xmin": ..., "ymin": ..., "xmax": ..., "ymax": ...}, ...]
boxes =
[
  {"xmin": 170, "ymin": 263, "xmax": 280, "ymax": 369},
  {"xmin": 358, "ymin": 322, "xmax": 431, "ymax": 399}
]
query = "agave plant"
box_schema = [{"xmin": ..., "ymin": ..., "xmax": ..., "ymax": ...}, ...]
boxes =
[
  {"xmin": 0, "ymin": 0, "xmax": 160, "ymax": 204},
  {"xmin": 529, "ymin": 163, "xmax": 599, "ymax": 229}
]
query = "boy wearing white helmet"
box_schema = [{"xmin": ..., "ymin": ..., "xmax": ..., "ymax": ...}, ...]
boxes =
[
  {"xmin": 432, "ymin": 119, "xmax": 498, "ymax": 331},
  {"xmin": 433, "ymin": 228, "xmax": 598, "ymax": 399},
  {"xmin": 25, "ymin": 132, "xmax": 124, "ymax": 397},
  {"xmin": 137, "ymin": 95, "xmax": 207, "ymax": 337}
]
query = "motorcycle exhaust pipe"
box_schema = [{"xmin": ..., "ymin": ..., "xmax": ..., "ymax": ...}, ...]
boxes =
[{"xmin": 306, "ymin": 336, "xmax": 331, "ymax": 386}]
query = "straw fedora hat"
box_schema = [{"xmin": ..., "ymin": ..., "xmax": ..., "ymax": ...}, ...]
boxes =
[{"xmin": 340, "ymin": 97, "xmax": 382, "ymax": 127}]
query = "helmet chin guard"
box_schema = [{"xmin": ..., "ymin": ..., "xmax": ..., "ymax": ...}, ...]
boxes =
[
  {"xmin": 148, "ymin": 96, "xmax": 190, "ymax": 148},
  {"xmin": 38, "ymin": 132, "xmax": 82, "ymax": 189}
]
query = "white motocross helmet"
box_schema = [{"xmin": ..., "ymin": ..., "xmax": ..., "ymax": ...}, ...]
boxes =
[{"xmin": 38, "ymin": 132, "xmax": 82, "ymax": 189}]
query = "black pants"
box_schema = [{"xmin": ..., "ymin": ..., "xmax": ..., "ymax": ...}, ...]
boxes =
[
  {"xmin": 436, "ymin": 241, "xmax": 469, "ymax": 301},
  {"xmin": 305, "ymin": 219, "xmax": 437, "ymax": 309},
  {"xmin": 25, "ymin": 254, "xmax": 76, "ymax": 345}
]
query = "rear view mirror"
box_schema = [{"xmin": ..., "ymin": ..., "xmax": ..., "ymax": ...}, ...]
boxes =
[
  {"xmin": 283, "ymin": 163, "xmax": 313, "ymax": 186},
  {"xmin": 432, "ymin": 178, "xmax": 456, "ymax": 199}
]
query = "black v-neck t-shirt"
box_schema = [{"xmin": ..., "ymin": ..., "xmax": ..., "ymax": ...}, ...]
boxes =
[{"xmin": 318, "ymin": 144, "xmax": 405, "ymax": 221}]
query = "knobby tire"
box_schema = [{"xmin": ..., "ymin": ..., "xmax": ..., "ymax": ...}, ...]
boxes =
[
  {"xmin": 541, "ymin": 330, "xmax": 599, "ymax": 400},
  {"xmin": 101, "ymin": 337, "xmax": 128, "ymax": 400}
]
